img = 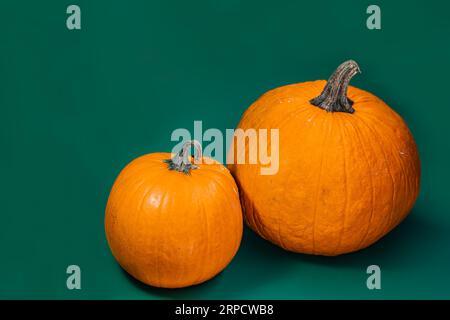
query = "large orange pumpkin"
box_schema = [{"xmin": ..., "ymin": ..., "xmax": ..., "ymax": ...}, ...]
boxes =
[
  {"xmin": 105, "ymin": 141, "xmax": 243, "ymax": 288},
  {"xmin": 228, "ymin": 60, "xmax": 420, "ymax": 256}
]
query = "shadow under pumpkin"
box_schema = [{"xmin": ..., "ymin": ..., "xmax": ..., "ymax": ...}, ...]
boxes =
[{"xmin": 118, "ymin": 201, "xmax": 442, "ymax": 298}]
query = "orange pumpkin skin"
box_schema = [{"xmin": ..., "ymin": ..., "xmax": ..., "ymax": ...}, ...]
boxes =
[
  {"xmin": 105, "ymin": 152, "xmax": 243, "ymax": 288},
  {"xmin": 229, "ymin": 68, "xmax": 420, "ymax": 256}
]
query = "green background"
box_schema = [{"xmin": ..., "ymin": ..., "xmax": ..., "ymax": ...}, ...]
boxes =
[{"xmin": 1, "ymin": 0, "xmax": 449, "ymax": 299}]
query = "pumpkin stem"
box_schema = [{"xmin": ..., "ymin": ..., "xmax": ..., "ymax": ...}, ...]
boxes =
[
  {"xmin": 310, "ymin": 60, "xmax": 361, "ymax": 113},
  {"xmin": 163, "ymin": 140, "xmax": 202, "ymax": 174}
]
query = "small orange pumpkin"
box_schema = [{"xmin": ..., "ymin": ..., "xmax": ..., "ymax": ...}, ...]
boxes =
[
  {"xmin": 105, "ymin": 141, "xmax": 243, "ymax": 288},
  {"xmin": 229, "ymin": 60, "xmax": 420, "ymax": 256}
]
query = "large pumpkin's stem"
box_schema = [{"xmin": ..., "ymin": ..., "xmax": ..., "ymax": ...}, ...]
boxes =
[
  {"xmin": 163, "ymin": 140, "xmax": 202, "ymax": 174},
  {"xmin": 310, "ymin": 60, "xmax": 361, "ymax": 113}
]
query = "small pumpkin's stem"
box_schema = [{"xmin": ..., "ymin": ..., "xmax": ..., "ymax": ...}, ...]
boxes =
[
  {"xmin": 310, "ymin": 60, "xmax": 361, "ymax": 113},
  {"xmin": 163, "ymin": 140, "xmax": 202, "ymax": 174}
]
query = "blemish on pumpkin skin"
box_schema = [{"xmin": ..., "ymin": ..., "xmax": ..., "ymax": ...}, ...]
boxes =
[
  {"xmin": 320, "ymin": 188, "xmax": 331, "ymax": 198},
  {"xmin": 147, "ymin": 193, "xmax": 163, "ymax": 209},
  {"xmin": 110, "ymin": 212, "xmax": 118, "ymax": 226}
]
